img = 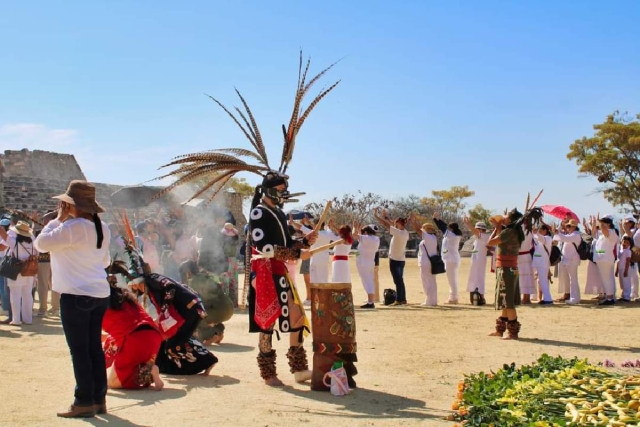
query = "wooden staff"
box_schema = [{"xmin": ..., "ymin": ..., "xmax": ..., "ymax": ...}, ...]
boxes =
[
  {"xmin": 313, "ymin": 201, "xmax": 332, "ymax": 233},
  {"xmin": 8, "ymin": 209, "xmax": 44, "ymax": 227},
  {"xmin": 524, "ymin": 192, "xmax": 530, "ymax": 212},
  {"xmin": 529, "ymin": 189, "xmax": 544, "ymax": 209},
  {"xmin": 308, "ymin": 239, "xmax": 344, "ymax": 256}
]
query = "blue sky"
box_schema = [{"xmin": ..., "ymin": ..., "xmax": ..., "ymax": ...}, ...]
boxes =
[{"xmin": 1, "ymin": 1, "xmax": 639, "ymax": 220}]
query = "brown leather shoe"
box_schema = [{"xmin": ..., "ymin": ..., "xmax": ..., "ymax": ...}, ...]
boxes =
[
  {"xmin": 94, "ymin": 403, "xmax": 107, "ymax": 415},
  {"xmin": 57, "ymin": 404, "xmax": 96, "ymax": 418}
]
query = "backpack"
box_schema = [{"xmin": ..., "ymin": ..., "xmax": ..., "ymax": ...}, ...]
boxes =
[
  {"xmin": 549, "ymin": 245, "xmax": 562, "ymax": 266},
  {"xmin": 572, "ymin": 239, "xmax": 592, "ymax": 261},
  {"xmin": 383, "ymin": 288, "xmax": 397, "ymax": 306},
  {"xmin": 470, "ymin": 288, "xmax": 486, "ymax": 306}
]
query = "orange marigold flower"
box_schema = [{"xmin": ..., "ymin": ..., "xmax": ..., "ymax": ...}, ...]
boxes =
[
  {"xmin": 457, "ymin": 381, "xmax": 465, "ymax": 391},
  {"xmin": 456, "ymin": 391, "xmax": 464, "ymax": 400},
  {"xmin": 451, "ymin": 401, "xmax": 460, "ymax": 410}
]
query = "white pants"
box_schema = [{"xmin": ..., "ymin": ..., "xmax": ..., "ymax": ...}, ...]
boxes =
[
  {"xmin": 557, "ymin": 263, "xmax": 570, "ymax": 294},
  {"xmin": 8, "ymin": 277, "xmax": 34, "ymax": 325},
  {"xmin": 534, "ymin": 265, "xmax": 553, "ymax": 302},
  {"xmin": 564, "ymin": 262, "xmax": 580, "ymax": 303},
  {"xmin": 619, "ymin": 267, "xmax": 632, "ymax": 300},
  {"xmin": 356, "ymin": 259, "xmax": 375, "ymax": 294},
  {"xmin": 420, "ymin": 265, "xmax": 438, "ymax": 306},
  {"xmin": 444, "ymin": 261, "xmax": 459, "ymax": 301},
  {"xmin": 630, "ymin": 264, "xmax": 639, "ymax": 299},
  {"xmin": 596, "ymin": 261, "xmax": 616, "ymax": 298}
]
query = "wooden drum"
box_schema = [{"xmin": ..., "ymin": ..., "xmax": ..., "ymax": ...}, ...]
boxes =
[{"xmin": 310, "ymin": 282, "xmax": 357, "ymax": 391}]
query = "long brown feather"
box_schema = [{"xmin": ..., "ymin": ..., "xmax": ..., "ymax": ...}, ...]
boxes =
[
  {"xmin": 296, "ymin": 80, "xmax": 341, "ymax": 132},
  {"xmin": 159, "ymin": 152, "xmax": 246, "ymax": 169},
  {"xmin": 280, "ymin": 56, "xmax": 340, "ymax": 173},
  {"xmin": 205, "ymin": 173, "xmax": 235, "ymax": 204},
  {"xmin": 234, "ymin": 88, "xmax": 268, "ymax": 166},
  {"xmin": 183, "ymin": 171, "xmax": 236, "ymax": 204},
  {"xmin": 215, "ymin": 148, "xmax": 266, "ymax": 163},
  {"xmin": 206, "ymin": 94, "xmax": 269, "ymax": 167}
]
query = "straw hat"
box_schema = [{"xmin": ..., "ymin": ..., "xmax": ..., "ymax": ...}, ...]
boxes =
[
  {"xmin": 422, "ymin": 222, "xmax": 437, "ymax": 233},
  {"xmin": 10, "ymin": 220, "xmax": 32, "ymax": 237},
  {"xmin": 53, "ymin": 180, "xmax": 105, "ymax": 214},
  {"xmin": 566, "ymin": 219, "xmax": 579, "ymax": 227}
]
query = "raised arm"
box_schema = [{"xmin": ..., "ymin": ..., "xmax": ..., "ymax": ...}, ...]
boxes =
[
  {"xmin": 373, "ymin": 207, "xmax": 392, "ymax": 229},
  {"xmin": 463, "ymin": 215, "xmax": 480, "ymax": 238},
  {"xmin": 432, "ymin": 212, "xmax": 447, "ymax": 234}
]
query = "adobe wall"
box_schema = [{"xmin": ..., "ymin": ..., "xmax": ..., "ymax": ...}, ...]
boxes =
[{"xmin": 0, "ymin": 149, "xmax": 247, "ymax": 229}]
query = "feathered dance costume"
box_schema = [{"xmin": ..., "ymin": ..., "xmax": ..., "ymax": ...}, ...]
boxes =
[{"xmin": 155, "ymin": 52, "xmax": 340, "ymax": 381}]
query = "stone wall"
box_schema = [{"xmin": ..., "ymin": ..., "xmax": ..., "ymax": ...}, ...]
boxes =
[{"xmin": 0, "ymin": 149, "xmax": 247, "ymax": 228}]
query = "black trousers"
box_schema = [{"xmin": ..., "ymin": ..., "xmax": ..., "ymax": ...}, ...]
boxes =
[{"xmin": 60, "ymin": 293, "xmax": 109, "ymax": 406}]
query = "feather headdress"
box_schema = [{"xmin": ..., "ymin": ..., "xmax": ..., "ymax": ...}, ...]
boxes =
[{"xmin": 153, "ymin": 51, "xmax": 340, "ymax": 204}]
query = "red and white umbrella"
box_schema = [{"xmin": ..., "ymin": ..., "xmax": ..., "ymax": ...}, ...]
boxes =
[{"xmin": 540, "ymin": 205, "xmax": 579, "ymax": 222}]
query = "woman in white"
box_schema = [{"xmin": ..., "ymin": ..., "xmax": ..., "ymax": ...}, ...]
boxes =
[
  {"xmin": 304, "ymin": 222, "xmax": 339, "ymax": 284},
  {"xmin": 5, "ymin": 221, "xmax": 37, "ymax": 326},
  {"xmin": 414, "ymin": 220, "xmax": 439, "ymax": 306},
  {"xmin": 353, "ymin": 224, "xmax": 380, "ymax": 308},
  {"xmin": 518, "ymin": 227, "xmax": 536, "ymax": 304},
  {"xmin": 582, "ymin": 217, "xmax": 604, "ymax": 298},
  {"xmin": 552, "ymin": 219, "xmax": 582, "ymax": 305},
  {"xmin": 591, "ymin": 215, "xmax": 619, "ymax": 305},
  {"xmin": 532, "ymin": 224, "xmax": 553, "ymax": 304},
  {"xmin": 330, "ymin": 224, "xmax": 353, "ymax": 283},
  {"xmin": 462, "ymin": 217, "xmax": 490, "ymax": 303},
  {"xmin": 432, "ymin": 212, "xmax": 461, "ymax": 304}
]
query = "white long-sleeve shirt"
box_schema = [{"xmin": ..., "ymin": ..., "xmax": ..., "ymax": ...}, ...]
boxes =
[
  {"xmin": 34, "ymin": 218, "xmax": 111, "ymax": 297},
  {"xmin": 553, "ymin": 231, "xmax": 582, "ymax": 265}
]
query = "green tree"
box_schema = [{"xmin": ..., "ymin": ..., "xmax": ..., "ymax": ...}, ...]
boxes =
[
  {"xmin": 420, "ymin": 185, "xmax": 475, "ymax": 220},
  {"xmin": 467, "ymin": 203, "xmax": 493, "ymax": 226},
  {"xmin": 567, "ymin": 112, "xmax": 640, "ymax": 212}
]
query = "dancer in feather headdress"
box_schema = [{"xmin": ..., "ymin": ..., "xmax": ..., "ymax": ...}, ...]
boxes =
[{"xmin": 155, "ymin": 52, "xmax": 340, "ymax": 385}]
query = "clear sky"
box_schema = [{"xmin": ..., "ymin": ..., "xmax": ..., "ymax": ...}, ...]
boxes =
[{"xmin": 1, "ymin": 1, "xmax": 639, "ymax": 220}]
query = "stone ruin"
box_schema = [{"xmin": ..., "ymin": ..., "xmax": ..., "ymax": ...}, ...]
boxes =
[{"xmin": 0, "ymin": 149, "xmax": 246, "ymax": 230}]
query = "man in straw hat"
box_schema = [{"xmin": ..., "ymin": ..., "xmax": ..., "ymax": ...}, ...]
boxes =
[
  {"xmin": 35, "ymin": 180, "xmax": 112, "ymax": 418},
  {"xmin": 486, "ymin": 209, "xmax": 525, "ymax": 340}
]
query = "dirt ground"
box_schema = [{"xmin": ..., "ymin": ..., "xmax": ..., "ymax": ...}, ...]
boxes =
[{"xmin": 1, "ymin": 257, "xmax": 640, "ymax": 427}]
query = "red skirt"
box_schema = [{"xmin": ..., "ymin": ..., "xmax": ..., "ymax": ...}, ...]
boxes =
[{"xmin": 113, "ymin": 328, "xmax": 162, "ymax": 389}]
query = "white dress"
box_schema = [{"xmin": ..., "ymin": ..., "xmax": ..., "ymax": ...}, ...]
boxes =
[
  {"xmin": 517, "ymin": 231, "xmax": 536, "ymax": 295},
  {"xmin": 418, "ymin": 232, "xmax": 439, "ymax": 306},
  {"xmin": 309, "ymin": 228, "xmax": 339, "ymax": 284},
  {"xmin": 356, "ymin": 235, "xmax": 380, "ymax": 294},
  {"xmin": 465, "ymin": 233, "xmax": 490, "ymax": 293},
  {"xmin": 331, "ymin": 243, "xmax": 352, "ymax": 283}
]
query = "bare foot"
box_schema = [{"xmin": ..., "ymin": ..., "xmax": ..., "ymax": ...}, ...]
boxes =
[
  {"xmin": 294, "ymin": 370, "xmax": 312, "ymax": 383},
  {"xmin": 201, "ymin": 364, "xmax": 216, "ymax": 376},
  {"xmin": 265, "ymin": 376, "xmax": 284, "ymax": 386},
  {"xmin": 488, "ymin": 331, "xmax": 503, "ymax": 337},
  {"xmin": 151, "ymin": 365, "xmax": 164, "ymax": 391}
]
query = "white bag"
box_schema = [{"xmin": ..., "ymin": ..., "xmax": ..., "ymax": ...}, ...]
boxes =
[{"xmin": 322, "ymin": 366, "xmax": 351, "ymax": 396}]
